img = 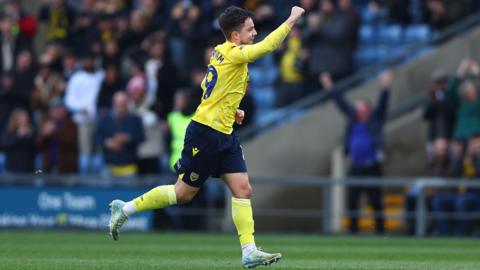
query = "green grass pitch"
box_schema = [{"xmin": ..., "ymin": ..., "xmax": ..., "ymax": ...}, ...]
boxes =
[{"xmin": 0, "ymin": 231, "xmax": 479, "ymax": 270}]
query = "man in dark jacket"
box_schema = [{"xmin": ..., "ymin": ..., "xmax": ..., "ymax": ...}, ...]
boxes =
[
  {"xmin": 95, "ymin": 92, "xmax": 145, "ymax": 177},
  {"xmin": 303, "ymin": 0, "xmax": 356, "ymax": 92},
  {"xmin": 322, "ymin": 71, "xmax": 393, "ymax": 234}
]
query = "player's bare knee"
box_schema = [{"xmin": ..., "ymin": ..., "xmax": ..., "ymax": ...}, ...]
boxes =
[
  {"xmin": 176, "ymin": 191, "xmax": 196, "ymax": 204},
  {"xmin": 234, "ymin": 182, "xmax": 252, "ymax": 199}
]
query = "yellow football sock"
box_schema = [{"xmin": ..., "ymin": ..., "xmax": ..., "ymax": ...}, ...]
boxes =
[
  {"xmin": 232, "ymin": 197, "xmax": 255, "ymax": 246},
  {"xmin": 133, "ymin": 185, "xmax": 177, "ymax": 212}
]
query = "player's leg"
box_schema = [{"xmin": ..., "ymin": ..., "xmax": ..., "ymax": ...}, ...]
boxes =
[
  {"xmin": 109, "ymin": 121, "xmax": 214, "ymax": 240},
  {"xmin": 109, "ymin": 178, "xmax": 199, "ymax": 240},
  {"xmin": 222, "ymin": 172, "xmax": 281, "ymax": 268}
]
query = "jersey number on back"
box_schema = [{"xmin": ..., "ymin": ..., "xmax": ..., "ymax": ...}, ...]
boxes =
[{"xmin": 204, "ymin": 65, "xmax": 218, "ymax": 99}]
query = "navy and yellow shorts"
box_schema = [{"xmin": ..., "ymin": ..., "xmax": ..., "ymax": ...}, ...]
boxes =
[{"xmin": 174, "ymin": 121, "xmax": 247, "ymax": 187}]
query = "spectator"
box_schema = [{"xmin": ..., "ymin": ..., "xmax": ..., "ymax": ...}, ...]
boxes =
[
  {"xmin": 38, "ymin": 0, "xmax": 76, "ymax": 45},
  {"xmin": 31, "ymin": 62, "xmax": 64, "ymax": 124},
  {"xmin": 167, "ymin": 0, "xmax": 203, "ymax": 80},
  {"xmin": 97, "ymin": 64, "xmax": 123, "ymax": 115},
  {"xmin": 338, "ymin": 0, "xmax": 360, "ymax": 52},
  {"xmin": 322, "ymin": 71, "xmax": 393, "ymax": 234},
  {"xmin": 95, "ymin": 92, "xmax": 144, "ymax": 177},
  {"xmin": 4, "ymin": 0, "xmax": 38, "ymax": 42},
  {"xmin": 0, "ymin": 72, "xmax": 19, "ymax": 135},
  {"xmin": 405, "ymin": 138, "xmax": 448, "ymax": 235},
  {"xmin": 144, "ymin": 34, "xmax": 167, "ymax": 106},
  {"xmin": 0, "ymin": 14, "xmax": 28, "ymax": 74},
  {"xmin": 38, "ymin": 42, "xmax": 64, "ymax": 72},
  {"xmin": 167, "ymin": 90, "xmax": 195, "ymax": 170},
  {"xmin": 425, "ymin": 0, "xmax": 466, "ymax": 30},
  {"xmin": 137, "ymin": 0, "xmax": 169, "ymax": 31},
  {"xmin": 423, "ymin": 69, "xmax": 457, "ymax": 157},
  {"xmin": 236, "ymin": 91, "xmax": 256, "ymax": 130},
  {"xmin": 61, "ymin": 50, "xmax": 77, "ymax": 80},
  {"xmin": 447, "ymin": 58, "xmax": 480, "ymax": 141},
  {"xmin": 102, "ymin": 39, "xmax": 121, "ymax": 68},
  {"xmin": 276, "ymin": 26, "xmax": 305, "ymax": 107},
  {"xmin": 127, "ymin": 74, "xmax": 163, "ymax": 175},
  {"xmin": 37, "ymin": 99, "xmax": 78, "ymax": 173},
  {"xmin": 303, "ymin": 0, "xmax": 356, "ymax": 92},
  {"xmin": 432, "ymin": 137, "xmax": 480, "ymax": 236},
  {"xmin": 64, "ymin": 51, "xmax": 104, "ymax": 173},
  {"xmin": 12, "ymin": 50, "xmax": 36, "ymax": 113},
  {"xmin": 119, "ymin": 10, "xmax": 151, "ymax": 55},
  {"xmin": 1, "ymin": 108, "xmax": 36, "ymax": 173},
  {"xmin": 154, "ymin": 43, "xmax": 178, "ymax": 120}
]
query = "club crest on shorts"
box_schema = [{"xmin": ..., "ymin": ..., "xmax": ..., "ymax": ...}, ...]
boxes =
[
  {"xmin": 192, "ymin": 147, "xmax": 200, "ymax": 157},
  {"xmin": 190, "ymin": 172, "xmax": 199, "ymax": 181}
]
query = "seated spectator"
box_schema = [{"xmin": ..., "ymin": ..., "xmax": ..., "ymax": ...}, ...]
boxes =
[
  {"xmin": 1, "ymin": 108, "xmax": 36, "ymax": 173},
  {"xmin": 95, "ymin": 92, "xmax": 144, "ymax": 177},
  {"xmin": 322, "ymin": 71, "xmax": 393, "ymax": 234},
  {"xmin": 37, "ymin": 99, "xmax": 78, "ymax": 173},
  {"xmin": 127, "ymin": 72, "xmax": 164, "ymax": 175}
]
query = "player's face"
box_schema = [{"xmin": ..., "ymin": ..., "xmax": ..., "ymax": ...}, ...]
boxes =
[{"xmin": 238, "ymin": 17, "xmax": 257, "ymax": 45}]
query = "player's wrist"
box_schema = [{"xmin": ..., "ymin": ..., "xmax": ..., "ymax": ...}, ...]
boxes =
[{"xmin": 284, "ymin": 17, "xmax": 295, "ymax": 28}]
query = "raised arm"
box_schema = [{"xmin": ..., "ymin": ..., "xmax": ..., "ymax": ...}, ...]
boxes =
[
  {"xmin": 321, "ymin": 72, "xmax": 355, "ymax": 119},
  {"xmin": 373, "ymin": 71, "xmax": 393, "ymax": 121},
  {"xmin": 229, "ymin": 6, "xmax": 304, "ymax": 63}
]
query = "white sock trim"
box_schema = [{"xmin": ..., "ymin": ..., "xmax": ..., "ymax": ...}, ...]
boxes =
[{"xmin": 122, "ymin": 201, "xmax": 137, "ymax": 217}]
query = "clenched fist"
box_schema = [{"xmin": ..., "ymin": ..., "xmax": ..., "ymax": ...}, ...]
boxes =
[{"xmin": 285, "ymin": 6, "xmax": 305, "ymax": 28}]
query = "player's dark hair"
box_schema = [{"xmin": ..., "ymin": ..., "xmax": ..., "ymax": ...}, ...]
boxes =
[{"xmin": 219, "ymin": 6, "xmax": 253, "ymax": 40}]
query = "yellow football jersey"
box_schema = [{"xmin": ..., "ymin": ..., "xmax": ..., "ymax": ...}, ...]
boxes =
[{"xmin": 193, "ymin": 23, "xmax": 291, "ymax": 134}]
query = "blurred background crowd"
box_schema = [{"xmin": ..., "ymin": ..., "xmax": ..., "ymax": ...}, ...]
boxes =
[
  {"xmin": 1, "ymin": 0, "xmax": 480, "ymax": 234},
  {"xmin": 1, "ymin": 0, "xmax": 479, "ymax": 176}
]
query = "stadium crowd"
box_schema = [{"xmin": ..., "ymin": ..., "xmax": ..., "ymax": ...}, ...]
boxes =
[
  {"xmin": 0, "ymin": 0, "xmax": 480, "ymax": 233},
  {"xmin": 417, "ymin": 58, "xmax": 480, "ymax": 236}
]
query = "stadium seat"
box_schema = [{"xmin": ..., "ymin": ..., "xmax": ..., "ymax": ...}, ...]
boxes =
[
  {"xmin": 355, "ymin": 46, "xmax": 379, "ymax": 66},
  {"xmin": 378, "ymin": 24, "xmax": 403, "ymax": 45},
  {"xmin": 252, "ymin": 86, "xmax": 276, "ymax": 114},
  {"xmin": 0, "ymin": 152, "xmax": 5, "ymax": 174},
  {"xmin": 404, "ymin": 24, "xmax": 431, "ymax": 43},
  {"xmin": 359, "ymin": 24, "xmax": 376, "ymax": 45}
]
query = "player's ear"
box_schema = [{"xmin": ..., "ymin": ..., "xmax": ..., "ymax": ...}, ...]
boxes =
[{"xmin": 231, "ymin": 30, "xmax": 240, "ymax": 41}]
